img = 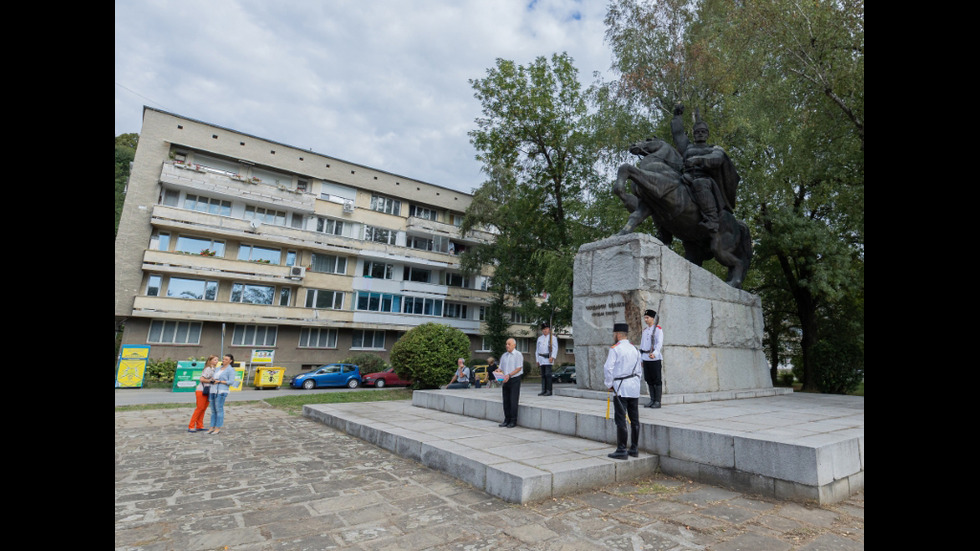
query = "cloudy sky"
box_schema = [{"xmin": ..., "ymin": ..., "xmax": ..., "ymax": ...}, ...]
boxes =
[{"xmin": 115, "ymin": 0, "xmax": 617, "ymax": 195}]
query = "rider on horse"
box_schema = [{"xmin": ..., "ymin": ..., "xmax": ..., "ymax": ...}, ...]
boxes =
[{"xmin": 670, "ymin": 103, "xmax": 740, "ymax": 233}]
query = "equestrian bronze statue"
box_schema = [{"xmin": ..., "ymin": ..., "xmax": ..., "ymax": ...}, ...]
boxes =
[{"xmin": 613, "ymin": 103, "xmax": 752, "ymax": 288}]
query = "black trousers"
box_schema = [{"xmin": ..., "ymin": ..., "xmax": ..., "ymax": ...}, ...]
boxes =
[
  {"xmin": 501, "ymin": 376, "xmax": 521, "ymax": 423},
  {"xmin": 642, "ymin": 360, "xmax": 663, "ymax": 403},
  {"xmin": 613, "ymin": 396, "xmax": 640, "ymax": 450},
  {"xmin": 540, "ymin": 365, "xmax": 553, "ymax": 393}
]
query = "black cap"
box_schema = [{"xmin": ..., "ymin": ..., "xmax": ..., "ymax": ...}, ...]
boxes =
[
  {"xmin": 613, "ymin": 322, "xmax": 629, "ymax": 333},
  {"xmin": 540, "ymin": 322, "xmax": 550, "ymax": 329},
  {"xmin": 644, "ymin": 309, "xmax": 657, "ymax": 318}
]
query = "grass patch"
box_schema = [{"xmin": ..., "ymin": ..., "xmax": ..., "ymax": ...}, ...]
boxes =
[
  {"xmin": 260, "ymin": 388, "xmax": 414, "ymax": 416},
  {"xmin": 114, "ymin": 388, "xmax": 414, "ymax": 414}
]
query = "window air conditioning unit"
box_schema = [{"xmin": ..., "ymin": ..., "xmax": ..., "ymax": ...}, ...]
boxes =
[
  {"xmin": 342, "ymin": 199, "xmax": 355, "ymax": 214},
  {"xmin": 289, "ymin": 266, "xmax": 306, "ymax": 279}
]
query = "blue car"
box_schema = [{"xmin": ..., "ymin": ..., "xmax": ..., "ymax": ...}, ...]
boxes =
[{"xmin": 290, "ymin": 363, "xmax": 361, "ymax": 389}]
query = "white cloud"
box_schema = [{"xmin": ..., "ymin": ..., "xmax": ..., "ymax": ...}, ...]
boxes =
[{"xmin": 115, "ymin": 0, "xmax": 614, "ymax": 194}]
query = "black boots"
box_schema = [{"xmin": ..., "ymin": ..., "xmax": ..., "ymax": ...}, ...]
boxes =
[
  {"xmin": 628, "ymin": 446, "xmax": 638, "ymax": 457},
  {"xmin": 608, "ymin": 447, "xmax": 629, "ymax": 460}
]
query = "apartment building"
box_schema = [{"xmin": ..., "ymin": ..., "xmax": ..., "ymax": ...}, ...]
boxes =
[{"xmin": 115, "ymin": 107, "xmax": 573, "ymax": 378}]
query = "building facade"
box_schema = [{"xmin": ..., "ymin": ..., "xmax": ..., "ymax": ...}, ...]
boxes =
[{"xmin": 115, "ymin": 108, "xmax": 573, "ymax": 378}]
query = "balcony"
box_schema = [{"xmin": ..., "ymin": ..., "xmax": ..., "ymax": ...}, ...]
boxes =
[
  {"xmin": 406, "ymin": 216, "xmax": 494, "ymax": 245},
  {"xmin": 142, "ymin": 249, "xmax": 305, "ymax": 287},
  {"xmin": 160, "ymin": 161, "xmax": 316, "ymax": 213},
  {"xmin": 131, "ymin": 295, "xmax": 354, "ymax": 326}
]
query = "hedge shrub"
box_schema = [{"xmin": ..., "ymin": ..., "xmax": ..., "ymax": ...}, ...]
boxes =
[{"xmin": 390, "ymin": 323, "xmax": 470, "ymax": 389}]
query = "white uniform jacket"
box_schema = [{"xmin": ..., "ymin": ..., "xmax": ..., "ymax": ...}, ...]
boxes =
[
  {"xmin": 602, "ymin": 339, "xmax": 642, "ymax": 398},
  {"xmin": 640, "ymin": 325, "xmax": 663, "ymax": 361},
  {"xmin": 536, "ymin": 334, "xmax": 558, "ymax": 365}
]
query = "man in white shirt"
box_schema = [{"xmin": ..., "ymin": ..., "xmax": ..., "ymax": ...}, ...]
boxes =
[
  {"xmin": 494, "ymin": 338, "xmax": 524, "ymax": 428},
  {"xmin": 604, "ymin": 322, "xmax": 642, "ymax": 459},
  {"xmin": 536, "ymin": 322, "xmax": 559, "ymax": 396},
  {"xmin": 639, "ymin": 309, "xmax": 664, "ymax": 408}
]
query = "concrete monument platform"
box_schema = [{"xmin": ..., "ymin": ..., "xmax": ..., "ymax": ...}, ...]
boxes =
[{"xmin": 304, "ymin": 387, "xmax": 863, "ymax": 505}]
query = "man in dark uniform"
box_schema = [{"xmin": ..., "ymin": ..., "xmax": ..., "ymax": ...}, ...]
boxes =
[{"xmin": 603, "ymin": 322, "xmax": 642, "ymax": 459}]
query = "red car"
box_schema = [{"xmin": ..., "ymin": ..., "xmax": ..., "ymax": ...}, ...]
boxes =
[{"xmin": 361, "ymin": 367, "xmax": 412, "ymax": 388}]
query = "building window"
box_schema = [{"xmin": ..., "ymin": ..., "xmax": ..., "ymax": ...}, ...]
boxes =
[
  {"xmin": 150, "ymin": 232, "xmax": 170, "ymax": 252},
  {"xmin": 167, "ymin": 277, "xmax": 218, "ymax": 300},
  {"xmin": 279, "ymin": 287, "xmax": 291, "ymax": 306},
  {"xmin": 352, "ymin": 330, "xmax": 385, "ymax": 349},
  {"xmin": 355, "ymin": 291, "xmax": 401, "ymax": 312},
  {"xmin": 175, "ymin": 235, "xmax": 225, "ymax": 257},
  {"xmin": 230, "ymin": 283, "xmax": 275, "ymax": 305},
  {"xmin": 370, "ymin": 194, "xmax": 401, "ymax": 216},
  {"xmin": 364, "ymin": 225, "xmax": 396, "ymax": 245},
  {"xmin": 403, "ymin": 266, "xmax": 431, "ymax": 283},
  {"xmin": 449, "ymin": 212, "xmax": 464, "ymax": 227},
  {"xmin": 238, "ymin": 244, "xmax": 281, "ymax": 264},
  {"xmin": 409, "ymin": 204, "xmax": 437, "ymax": 221},
  {"xmin": 510, "ymin": 309, "xmax": 527, "ymax": 324},
  {"xmin": 146, "ymin": 275, "xmax": 162, "ymax": 296},
  {"xmin": 244, "ymin": 205, "xmax": 287, "ymax": 226},
  {"xmin": 162, "ymin": 189, "xmax": 180, "ymax": 207},
  {"xmin": 310, "ymin": 253, "xmax": 347, "ymax": 274},
  {"xmin": 299, "ymin": 327, "xmax": 338, "ymax": 348},
  {"xmin": 443, "ymin": 302, "xmax": 468, "ymax": 319},
  {"xmin": 479, "ymin": 306, "xmax": 485, "ymax": 321},
  {"xmin": 184, "ymin": 194, "xmax": 232, "ymax": 216},
  {"xmin": 445, "ymin": 273, "xmax": 469, "ymax": 288},
  {"xmin": 363, "ymin": 261, "xmax": 394, "ymax": 279},
  {"xmin": 316, "ymin": 216, "xmax": 346, "ymax": 236},
  {"xmin": 231, "ymin": 324, "xmax": 278, "ymax": 346},
  {"xmin": 148, "ymin": 320, "xmax": 202, "ymax": 345},
  {"xmin": 305, "ymin": 289, "xmax": 344, "ymax": 309},
  {"xmin": 402, "ymin": 296, "xmax": 443, "ymax": 316},
  {"xmin": 408, "ymin": 235, "xmax": 433, "ymax": 251}
]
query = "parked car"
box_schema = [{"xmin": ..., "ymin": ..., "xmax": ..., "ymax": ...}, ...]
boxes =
[
  {"xmin": 290, "ymin": 363, "xmax": 361, "ymax": 389},
  {"xmin": 553, "ymin": 365, "xmax": 576, "ymax": 384},
  {"xmin": 362, "ymin": 367, "xmax": 412, "ymax": 388},
  {"xmin": 471, "ymin": 364, "xmax": 490, "ymax": 385}
]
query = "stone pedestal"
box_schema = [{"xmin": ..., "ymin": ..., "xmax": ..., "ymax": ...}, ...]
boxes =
[{"xmin": 573, "ymin": 233, "xmax": 772, "ymax": 395}]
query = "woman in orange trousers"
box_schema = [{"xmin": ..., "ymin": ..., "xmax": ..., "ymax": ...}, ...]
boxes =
[{"xmin": 188, "ymin": 355, "xmax": 218, "ymax": 432}]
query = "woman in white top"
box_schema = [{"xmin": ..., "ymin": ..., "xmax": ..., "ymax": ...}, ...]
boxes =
[
  {"xmin": 208, "ymin": 354, "xmax": 235, "ymax": 434},
  {"xmin": 187, "ymin": 355, "xmax": 217, "ymax": 432}
]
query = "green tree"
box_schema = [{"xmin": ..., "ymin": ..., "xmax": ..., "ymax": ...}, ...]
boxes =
[
  {"xmin": 600, "ymin": 0, "xmax": 864, "ymax": 391},
  {"xmin": 461, "ymin": 52, "xmax": 606, "ymax": 332},
  {"xmin": 482, "ymin": 287, "xmax": 512, "ymax": 361},
  {"xmin": 115, "ymin": 133, "xmax": 139, "ymax": 237},
  {"xmin": 390, "ymin": 323, "xmax": 471, "ymax": 389}
]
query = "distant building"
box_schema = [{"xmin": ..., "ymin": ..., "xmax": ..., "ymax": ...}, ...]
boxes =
[{"xmin": 115, "ymin": 108, "xmax": 572, "ymax": 377}]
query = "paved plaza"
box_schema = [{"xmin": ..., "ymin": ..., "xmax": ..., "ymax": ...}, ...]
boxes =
[{"xmin": 115, "ymin": 399, "xmax": 863, "ymax": 550}]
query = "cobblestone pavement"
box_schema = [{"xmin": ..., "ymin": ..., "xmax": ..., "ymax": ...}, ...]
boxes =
[{"xmin": 115, "ymin": 402, "xmax": 864, "ymax": 550}]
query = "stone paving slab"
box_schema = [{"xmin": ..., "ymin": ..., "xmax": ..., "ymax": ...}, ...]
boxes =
[{"xmin": 116, "ymin": 402, "xmax": 864, "ymax": 550}]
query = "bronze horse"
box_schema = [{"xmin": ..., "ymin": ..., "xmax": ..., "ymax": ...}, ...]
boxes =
[{"xmin": 613, "ymin": 137, "xmax": 752, "ymax": 288}]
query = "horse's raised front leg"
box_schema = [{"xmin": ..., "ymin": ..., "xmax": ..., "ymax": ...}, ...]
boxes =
[
  {"xmin": 617, "ymin": 200, "xmax": 651, "ymax": 235},
  {"xmin": 613, "ymin": 165, "xmax": 638, "ymax": 213}
]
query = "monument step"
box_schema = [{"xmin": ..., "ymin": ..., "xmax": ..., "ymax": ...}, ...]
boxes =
[
  {"xmin": 305, "ymin": 388, "xmax": 863, "ymax": 505},
  {"xmin": 303, "ymin": 399, "xmax": 657, "ymax": 504}
]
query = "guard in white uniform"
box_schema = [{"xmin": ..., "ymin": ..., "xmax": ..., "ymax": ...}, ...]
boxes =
[
  {"xmin": 603, "ymin": 322, "xmax": 642, "ymax": 459},
  {"xmin": 639, "ymin": 309, "xmax": 664, "ymax": 408},
  {"xmin": 536, "ymin": 322, "xmax": 559, "ymax": 396}
]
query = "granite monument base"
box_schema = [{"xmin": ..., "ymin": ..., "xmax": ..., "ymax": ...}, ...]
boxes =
[{"xmin": 573, "ymin": 233, "xmax": 774, "ymax": 396}]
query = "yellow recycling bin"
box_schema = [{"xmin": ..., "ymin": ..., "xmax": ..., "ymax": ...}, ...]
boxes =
[{"xmin": 253, "ymin": 366, "xmax": 286, "ymax": 389}]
